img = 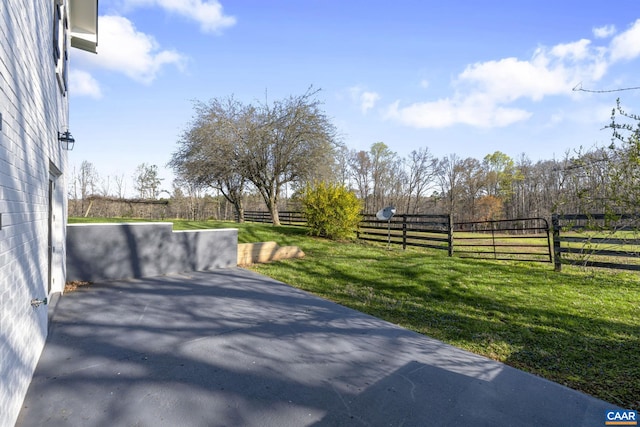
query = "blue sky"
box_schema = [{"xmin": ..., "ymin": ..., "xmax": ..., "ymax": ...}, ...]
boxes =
[{"xmin": 69, "ymin": 0, "xmax": 640, "ymax": 196}]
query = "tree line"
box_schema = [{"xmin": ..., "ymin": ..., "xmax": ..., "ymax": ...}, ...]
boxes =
[{"xmin": 69, "ymin": 93, "xmax": 640, "ymax": 224}]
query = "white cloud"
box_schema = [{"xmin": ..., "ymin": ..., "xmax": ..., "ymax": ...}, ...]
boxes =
[
  {"xmin": 609, "ymin": 19, "xmax": 640, "ymax": 62},
  {"xmin": 360, "ymin": 91, "xmax": 381, "ymax": 113},
  {"xmin": 123, "ymin": 0, "xmax": 236, "ymax": 33},
  {"xmin": 459, "ymin": 40, "xmax": 607, "ymax": 103},
  {"xmin": 69, "ymin": 69, "xmax": 102, "ymax": 98},
  {"xmin": 419, "ymin": 79, "xmax": 429, "ymax": 89},
  {"xmin": 593, "ymin": 25, "xmax": 616, "ymax": 39},
  {"xmin": 550, "ymin": 39, "xmax": 592, "ymax": 61},
  {"xmin": 385, "ymin": 96, "xmax": 532, "ymax": 129},
  {"xmin": 349, "ymin": 86, "xmax": 381, "ymax": 114},
  {"xmin": 386, "ymin": 24, "xmax": 628, "ymax": 130},
  {"xmin": 78, "ymin": 15, "xmax": 186, "ymax": 84}
]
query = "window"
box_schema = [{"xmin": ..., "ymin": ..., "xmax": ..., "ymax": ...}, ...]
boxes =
[{"xmin": 52, "ymin": 2, "xmax": 61, "ymax": 64}]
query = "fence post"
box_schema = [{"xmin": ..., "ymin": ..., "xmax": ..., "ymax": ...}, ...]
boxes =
[
  {"xmin": 402, "ymin": 216, "xmax": 407, "ymax": 250},
  {"xmin": 552, "ymin": 214, "xmax": 562, "ymax": 271},
  {"xmin": 448, "ymin": 214, "xmax": 454, "ymax": 257},
  {"xmin": 491, "ymin": 221, "xmax": 497, "ymax": 259}
]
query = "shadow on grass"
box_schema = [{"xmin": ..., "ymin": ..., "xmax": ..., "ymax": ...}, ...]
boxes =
[{"xmin": 193, "ymin": 221, "xmax": 310, "ymax": 244}]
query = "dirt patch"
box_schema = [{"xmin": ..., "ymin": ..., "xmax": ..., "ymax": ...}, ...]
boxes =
[{"xmin": 64, "ymin": 280, "xmax": 93, "ymax": 293}]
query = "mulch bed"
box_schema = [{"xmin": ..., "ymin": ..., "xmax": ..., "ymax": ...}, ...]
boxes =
[{"xmin": 64, "ymin": 281, "xmax": 93, "ymax": 293}]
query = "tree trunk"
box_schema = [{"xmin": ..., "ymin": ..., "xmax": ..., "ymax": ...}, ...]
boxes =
[
  {"xmin": 268, "ymin": 199, "xmax": 280, "ymax": 226},
  {"xmin": 258, "ymin": 183, "xmax": 281, "ymax": 226},
  {"xmin": 235, "ymin": 202, "xmax": 245, "ymax": 223}
]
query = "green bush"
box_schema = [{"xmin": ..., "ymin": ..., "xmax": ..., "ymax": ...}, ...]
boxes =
[{"xmin": 300, "ymin": 181, "xmax": 362, "ymax": 240}]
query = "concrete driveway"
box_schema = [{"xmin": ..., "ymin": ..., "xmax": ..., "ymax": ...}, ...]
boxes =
[{"xmin": 16, "ymin": 268, "xmax": 616, "ymax": 426}]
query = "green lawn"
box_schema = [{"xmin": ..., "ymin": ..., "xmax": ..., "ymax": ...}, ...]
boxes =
[
  {"xmin": 558, "ymin": 230, "xmax": 640, "ymax": 268},
  {"xmin": 68, "ymin": 217, "xmax": 640, "ymax": 409}
]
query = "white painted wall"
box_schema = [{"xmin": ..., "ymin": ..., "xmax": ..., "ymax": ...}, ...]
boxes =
[{"xmin": 0, "ymin": 1, "xmax": 70, "ymax": 425}]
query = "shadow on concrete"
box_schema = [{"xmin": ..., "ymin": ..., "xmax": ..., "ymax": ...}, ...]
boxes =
[{"xmin": 17, "ymin": 269, "xmax": 616, "ymax": 427}]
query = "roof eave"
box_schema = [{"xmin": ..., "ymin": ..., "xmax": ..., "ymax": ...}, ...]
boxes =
[{"xmin": 69, "ymin": 0, "xmax": 98, "ymax": 54}]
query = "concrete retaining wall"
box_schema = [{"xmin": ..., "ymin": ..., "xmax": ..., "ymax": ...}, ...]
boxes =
[{"xmin": 67, "ymin": 223, "xmax": 238, "ymax": 282}]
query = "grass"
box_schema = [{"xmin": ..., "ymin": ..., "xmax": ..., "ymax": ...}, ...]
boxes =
[
  {"xmin": 68, "ymin": 217, "xmax": 310, "ymax": 242},
  {"xmin": 69, "ymin": 217, "xmax": 640, "ymax": 409},
  {"xmin": 559, "ymin": 230, "xmax": 640, "ymax": 268}
]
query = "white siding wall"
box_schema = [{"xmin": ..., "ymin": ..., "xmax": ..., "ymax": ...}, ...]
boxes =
[{"xmin": 0, "ymin": 0, "xmax": 69, "ymax": 426}]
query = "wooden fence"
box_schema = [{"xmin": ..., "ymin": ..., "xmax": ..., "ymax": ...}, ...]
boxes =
[
  {"xmin": 357, "ymin": 213, "xmax": 453, "ymax": 253},
  {"xmin": 243, "ymin": 211, "xmax": 552, "ymax": 263},
  {"xmin": 243, "ymin": 210, "xmax": 307, "ymax": 226},
  {"xmin": 243, "ymin": 210, "xmax": 640, "ymax": 271},
  {"xmin": 552, "ymin": 213, "xmax": 640, "ymax": 271},
  {"xmin": 453, "ymin": 217, "xmax": 552, "ymax": 263}
]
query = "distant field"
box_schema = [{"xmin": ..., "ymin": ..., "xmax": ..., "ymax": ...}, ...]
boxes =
[
  {"xmin": 453, "ymin": 231, "xmax": 551, "ymax": 261},
  {"xmin": 557, "ymin": 230, "xmax": 640, "ymax": 269},
  {"xmin": 67, "ymin": 217, "xmax": 640, "ymax": 409}
]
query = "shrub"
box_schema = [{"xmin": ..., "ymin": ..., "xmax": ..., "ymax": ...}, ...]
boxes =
[{"xmin": 299, "ymin": 181, "xmax": 362, "ymax": 240}]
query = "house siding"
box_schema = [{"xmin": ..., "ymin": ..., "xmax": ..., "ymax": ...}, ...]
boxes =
[{"xmin": 0, "ymin": 0, "xmax": 69, "ymax": 426}]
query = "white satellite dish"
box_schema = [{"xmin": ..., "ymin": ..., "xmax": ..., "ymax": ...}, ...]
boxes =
[
  {"xmin": 375, "ymin": 206, "xmax": 396, "ymax": 248},
  {"xmin": 376, "ymin": 206, "xmax": 396, "ymax": 221}
]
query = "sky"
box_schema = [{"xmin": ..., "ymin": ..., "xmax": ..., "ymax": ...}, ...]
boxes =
[{"xmin": 68, "ymin": 0, "xmax": 640, "ymax": 196}]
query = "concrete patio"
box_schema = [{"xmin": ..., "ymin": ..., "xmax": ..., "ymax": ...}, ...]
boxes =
[{"xmin": 17, "ymin": 268, "xmax": 616, "ymax": 426}]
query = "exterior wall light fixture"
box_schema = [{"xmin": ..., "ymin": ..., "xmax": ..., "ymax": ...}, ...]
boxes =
[{"xmin": 58, "ymin": 130, "xmax": 75, "ymax": 150}]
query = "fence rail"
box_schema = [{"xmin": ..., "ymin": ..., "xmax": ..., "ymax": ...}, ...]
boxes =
[
  {"xmin": 242, "ymin": 210, "xmax": 307, "ymax": 226},
  {"xmin": 244, "ymin": 211, "xmax": 551, "ymax": 263},
  {"xmin": 552, "ymin": 214, "xmax": 640, "ymax": 271},
  {"xmin": 453, "ymin": 218, "xmax": 552, "ymax": 263},
  {"xmin": 357, "ymin": 213, "xmax": 452, "ymax": 253}
]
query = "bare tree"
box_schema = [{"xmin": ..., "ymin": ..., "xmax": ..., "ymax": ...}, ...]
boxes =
[
  {"xmin": 602, "ymin": 99, "xmax": 640, "ymax": 212},
  {"xmin": 114, "ymin": 174, "xmax": 127, "ymax": 199},
  {"xmin": 334, "ymin": 145, "xmax": 351, "ymax": 187},
  {"xmin": 171, "ymin": 178, "xmax": 207, "ymax": 220},
  {"xmin": 369, "ymin": 142, "xmax": 398, "ymax": 210},
  {"xmin": 242, "ymin": 88, "xmax": 337, "ymax": 225},
  {"xmin": 348, "ymin": 149, "xmax": 372, "ymax": 212},
  {"xmin": 100, "ymin": 175, "xmax": 111, "ymax": 197},
  {"xmin": 133, "ymin": 163, "xmax": 163, "ymax": 199},
  {"xmin": 70, "ymin": 160, "xmax": 99, "ymax": 215},
  {"xmin": 458, "ymin": 157, "xmax": 485, "ymax": 221},
  {"xmin": 170, "ymin": 97, "xmax": 251, "ymax": 222},
  {"xmin": 404, "ymin": 147, "xmax": 438, "ymax": 214},
  {"xmin": 78, "ymin": 160, "xmax": 99, "ymax": 199},
  {"xmin": 437, "ymin": 154, "xmax": 464, "ymax": 218},
  {"xmin": 170, "ymin": 90, "xmax": 337, "ymax": 225}
]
